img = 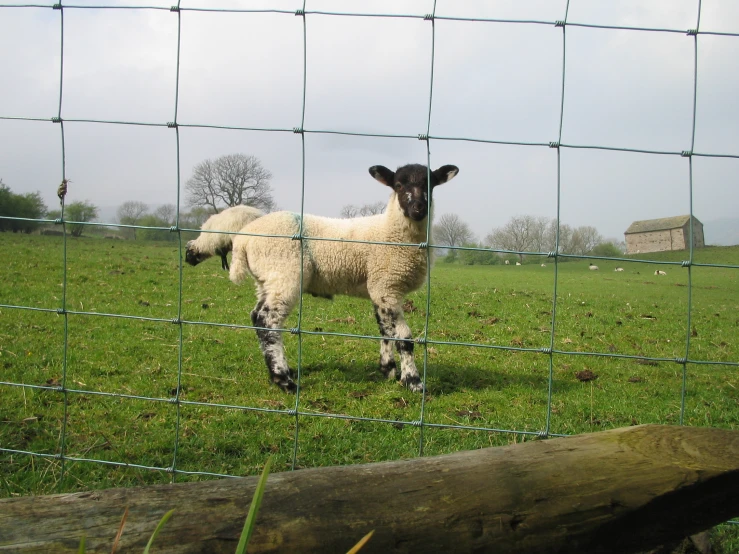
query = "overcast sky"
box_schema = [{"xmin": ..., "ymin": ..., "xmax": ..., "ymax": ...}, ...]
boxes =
[{"xmin": 1, "ymin": 0, "xmax": 738, "ymax": 242}]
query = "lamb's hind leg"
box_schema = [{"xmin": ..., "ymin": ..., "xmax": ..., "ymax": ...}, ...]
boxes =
[
  {"xmin": 373, "ymin": 301, "xmax": 423, "ymax": 393},
  {"xmin": 251, "ymin": 292, "xmax": 298, "ymax": 393}
]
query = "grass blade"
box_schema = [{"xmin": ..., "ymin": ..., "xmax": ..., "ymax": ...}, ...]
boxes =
[
  {"xmin": 110, "ymin": 507, "xmax": 128, "ymax": 554},
  {"xmin": 142, "ymin": 509, "xmax": 175, "ymax": 554},
  {"xmin": 235, "ymin": 457, "xmax": 273, "ymax": 554},
  {"xmin": 346, "ymin": 530, "xmax": 375, "ymax": 554},
  {"xmin": 77, "ymin": 535, "xmax": 86, "ymax": 554}
]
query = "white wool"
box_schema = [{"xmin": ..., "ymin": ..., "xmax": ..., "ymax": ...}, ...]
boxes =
[
  {"xmin": 188, "ymin": 205, "xmax": 263, "ymax": 256},
  {"xmin": 230, "ymin": 193, "xmax": 429, "ymax": 301}
]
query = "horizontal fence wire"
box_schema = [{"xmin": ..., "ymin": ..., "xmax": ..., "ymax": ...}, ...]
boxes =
[{"xmin": 0, "ymin": 0, "xmax": 737, "ymax": 525}]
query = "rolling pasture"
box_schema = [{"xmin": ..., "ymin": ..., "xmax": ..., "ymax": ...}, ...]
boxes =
[{"xmin": 1, "ymin": 233, "xmax": 737, "ymax": 498}]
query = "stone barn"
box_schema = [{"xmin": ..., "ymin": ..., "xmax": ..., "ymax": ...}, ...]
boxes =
[{"xmin": 624, "ymin": 215, "xmax": 705, "ymax": 254}]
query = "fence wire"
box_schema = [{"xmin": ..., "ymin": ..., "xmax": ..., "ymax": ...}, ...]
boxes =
[{"xmin": 0, "ymin": 0, "xmax": 737, "ymax": 509}]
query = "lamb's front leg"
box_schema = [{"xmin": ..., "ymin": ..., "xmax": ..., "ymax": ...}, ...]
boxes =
[
  {"xmin": 251, "ymin": 298, "xmax": 297, "ymax": 393},
  {"xmin": 373, "ymin": 302, "xmax": 424, "ymax": 393},
  {"xmin": 374, "ymin": 304, "xmax": 399, "ymax": 381}
]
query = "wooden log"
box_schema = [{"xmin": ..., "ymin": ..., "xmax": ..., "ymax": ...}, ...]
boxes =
[{"xmin": 1, "ymin": 424, "xmax": 738, "ymax": 553}]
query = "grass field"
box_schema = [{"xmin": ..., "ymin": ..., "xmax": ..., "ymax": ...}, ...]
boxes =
[{"xmin": 1, "ymin": 233, "xmax": 737, "ymax": 545}]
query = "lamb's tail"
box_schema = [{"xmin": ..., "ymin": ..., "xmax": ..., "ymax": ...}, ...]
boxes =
[{"xmin": 229, "ymin": 240, "xmax": 250, "ymax": 285}]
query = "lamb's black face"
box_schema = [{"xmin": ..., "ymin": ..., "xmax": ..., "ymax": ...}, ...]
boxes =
[
  {"xmin": 369, "ymin": 163, "xmax": 459, "ymax": 222},
  {"xmin": 185, "ymin": 241, "xmax": 210, "ymax": 266}
]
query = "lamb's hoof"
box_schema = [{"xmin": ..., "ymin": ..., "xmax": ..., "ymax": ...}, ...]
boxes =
[
  {"xmin": 401, "ymin": 375, "xmax": 425, "ymax": 393},
  {"xmin": 380, "ymin": 363, "xmax": 400, "ymax": 381},
  {"xmin": 272, "ymin": 373, "xmax": 297, "ymax": 393}
]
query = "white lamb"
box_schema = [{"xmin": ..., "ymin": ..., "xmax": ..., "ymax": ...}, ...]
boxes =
[
  {"xmin": 654, "ymin": 270, "xmax": 667, "ymax": 276},
  {"xmin": 229, "ymin": 163, "xmax": 459, "ymax": 393},
  {"xmin": 185, "ymin": 205, "xmax": 263, "ymax": 270},
  {"xmin": 589, "ymin": 264, "xmax": 599, "ymax": 271}
]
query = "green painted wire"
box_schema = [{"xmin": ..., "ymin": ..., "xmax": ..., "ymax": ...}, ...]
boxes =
[
  {"xmin": 417, "ymin": 0, "xmax": 438, "ymax": 458},
  {"xmin": 290, "ymin": 0, "xmax": 309, "ymax": 472},
  {"xmin": 170, "ymin": 0, "xmax": 184, "ymax": 483},
  {"xmin": 679, "ymin": 0, "xmax": 703, "ymax": 426},
  {"xmin": 543, "ymin": 0, "xmax": 571, "ymax": 439},
  {"xmin": 56, "ymin": 3, "xmax": 71, "ymax": 489}
]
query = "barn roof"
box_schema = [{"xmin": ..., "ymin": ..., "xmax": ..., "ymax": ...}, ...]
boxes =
[{"xmin": 625, "ymin": 215, "xmax": 701, "ymax": 235}]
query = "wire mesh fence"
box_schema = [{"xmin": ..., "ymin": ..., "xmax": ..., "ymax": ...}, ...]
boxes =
[{"xmin": 0, "ymin": 0, "xmax": 737, "ymax": 511}]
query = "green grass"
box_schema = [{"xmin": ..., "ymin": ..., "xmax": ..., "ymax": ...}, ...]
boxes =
[{"xmin": 1, "ymin": 234, "xmax": 737, "ymax": 548}]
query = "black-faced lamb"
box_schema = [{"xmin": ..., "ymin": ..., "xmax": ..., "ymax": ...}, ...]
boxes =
[
  {"xmin": 185, "ymin": 205, "xmax": 263, "ymax": 270},
  {"xmin": 229, "ymin": 163, "xmax": 459, "ymax": 393}
]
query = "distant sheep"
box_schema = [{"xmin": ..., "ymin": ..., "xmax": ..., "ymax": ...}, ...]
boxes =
[
  {"xmin": 229, "ymin": 163, "xmax": 459, "ymax": 393},
  {"xmin": 654, "ymin": 270, "xmax": 667, "ymax": 276},
  {"xmin": 515, "ymin": 262, "xmax": 522, "ymax": 266},
  {"xmin": 504, "ymin": 260, "xmax": 510, "ymax": 265},
  {"xmin": 541, "ymin": 264, "xmax": 546, "ymax": 267},
  {"xmin": 185, "ymin": 205, "xmax": 263, "ymax": 270},
  {"xmin": 614, "ymin": 267, "xmax": 624, "ymax": 272},
  {"xmin": 589, "ymin": 264, "xmax": 599, "ymax": 271}
]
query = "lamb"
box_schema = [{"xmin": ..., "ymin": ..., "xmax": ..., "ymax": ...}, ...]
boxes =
[
  {"xmin": 185, "ymin": 205, "xmax": 263, "ymax": 270},
  {"xmin": 589, "ymin": 264, "xmax": 599, "ymax": 271},
  {"xmin": 229, "ymin": 163, "xmax": 459, "ymax": 393},
  {"xmin": 654, "ymin": 270, "xmax": 667, "ymax": 276},
  {"xmin": 614, "ymin": 267, "xmax": 624, "ymax": 272}
]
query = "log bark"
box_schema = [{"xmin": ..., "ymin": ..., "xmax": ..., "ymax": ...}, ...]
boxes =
[{"xmin": 1, "ymin": 425, "xmax": 738, "ymax": 553}]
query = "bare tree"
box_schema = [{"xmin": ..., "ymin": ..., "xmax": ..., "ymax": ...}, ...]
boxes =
[
  {"xmin": 340, "ymin": 204, "xmax": 360, "ymax": 218},
  {"xmin": 185, "ymin": 154, "xmax": 275, "ymax": 213},
  {"xmin": 569, "ymin": 226, "xmax": 603, "ymax": 256},
  {"xmin": 433, "ymin": 213, "xmax": 475, "ymax": 248},
  {"xmin": 117, "ymin": 201, "xmax": 149, "ymax": 239},
  {"xmin": 154, "ymin": 204, "xmax": 176, "ymax": 226},
  {"xmin": 544, "ymin": 220, "xmax": 573, "ymax": 254},
  {"xmin": 486, "ymin": 214, "xmax": 541, "ymax": 262},
  {"xmin": 340, "ymin": 202, "xmax": 385, "ymax": 218}
]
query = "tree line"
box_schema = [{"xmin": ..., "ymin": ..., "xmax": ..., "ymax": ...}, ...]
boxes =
[
  {"xmin": 430, "ymin": 213, "xmax": 623, "ymax": 265},
  {"xmin": 0, "ymin": 180, "xmax": 48, "ymax": 233},
  {"xmin": 0, "ymin": 179, "xmax": 99, "ymax": 237}
]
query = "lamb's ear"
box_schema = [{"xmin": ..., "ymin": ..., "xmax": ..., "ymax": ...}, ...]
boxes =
[
  {"xmin": 432, "ymin": 165, "xmax": 459, "ymax": 187},
  {"xmin": 369, "ymin": 165, "xmax": 395, "ymax": 188}
]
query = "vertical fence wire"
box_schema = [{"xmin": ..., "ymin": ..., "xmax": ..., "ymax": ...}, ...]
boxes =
[
  {"xmin": 170, "ymin": 0, "xmax": 184, "ymax": 482},
  {"xmin": 0, "ymin": 2, "xmax": 737, "ymax": 500}
]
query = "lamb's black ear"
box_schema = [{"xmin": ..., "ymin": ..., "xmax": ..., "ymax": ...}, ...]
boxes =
[
  {"xmin": 369, "ymin": 165, "xmax": 395, "ymax": 187},
  {"xmin": 432, "ymin": 165, "xmax": 459, "ymax": 187}
]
